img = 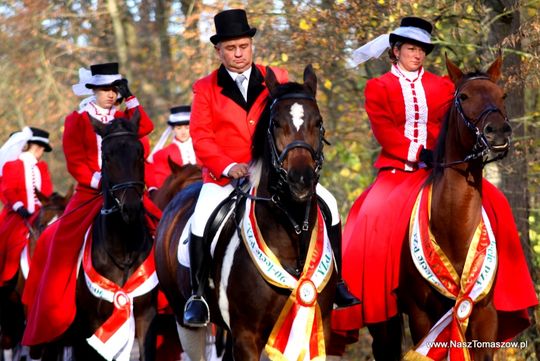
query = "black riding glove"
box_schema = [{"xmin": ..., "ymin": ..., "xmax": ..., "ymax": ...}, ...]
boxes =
[
  {"xmin": 16, "ymin": 207, "xmax": 31, "ymax": 219},
  {"xmin": 112, "ymin": 79, "xmax": 133, "ymax": 99},
  {"xmin": 419, "ymin": 148, "xmax": 434, "ymax": 168}
]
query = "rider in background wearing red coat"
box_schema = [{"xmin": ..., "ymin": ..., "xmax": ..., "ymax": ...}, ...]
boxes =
[
  {"xmin": 22, "ymin": 62, "xmax": 161, "ymax": 347},
  {"xmin": 184, "ymin": 8, "xmax": 359, "ymax": 328},
  {"xmin": 331, "ymin": 17, "xmax": 537, "ymax": 354},
  {"xmin": 147, "ymin": 105, "xmax": 198, "ymax": 189},
  {"xmin": 0, "ymin": 127, "xmax": 53, "ymax": 286}
]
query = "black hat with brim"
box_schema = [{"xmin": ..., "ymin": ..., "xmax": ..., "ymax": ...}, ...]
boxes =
[
  {"xmin": 210, "ymin": 9, "xmax": 257, "ymax": 45},
  {"xmin": 85, "ymin": 62, "xmax": 122, "ymax": 89},
  {"xmin": 389, "ymin": 17, "xmax": 434, "ymax": 54},
  {"xmin": 167, "ymin": 105, "xmax": 191, "ymax": 126},
  {"xmin": 28, "ymin": 127, "xmax": 52, "ymax": 152}
]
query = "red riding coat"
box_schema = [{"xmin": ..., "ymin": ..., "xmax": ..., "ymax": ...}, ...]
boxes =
[
  {"xmin": 22, "ymin": 98, "xmax": 160, "ymax": 346},
  {"xmin": 190, "ymin": 64, "xmax": 288, "ymax": 185},
  {"xmin": 0, "ymin": 155, "xmax": 52, "ymax": 286},
  {"xmin": 151, "ymin": 140, "xmax": 197, "ymax": 188}
]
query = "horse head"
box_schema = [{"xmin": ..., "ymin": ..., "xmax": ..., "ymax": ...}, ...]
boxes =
[
  {"xmin": 254, "ymin": 64, "xmax": 326, "ymax": 203},
  {"xmin": 90, "ymin": 110, "xmax": 145, "ymax": 224},
  {"xmin": 444, "ymin": 56, "xmax": 512, "ymax": 164}
]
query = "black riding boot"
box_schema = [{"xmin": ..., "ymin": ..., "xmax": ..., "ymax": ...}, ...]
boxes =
[
  {"xmin": 329, "ymin": 223, "xmax": 361, "ymax": 308},
  {"xmin": 183, "ymin": 234, "xmax": 210, "ymax": 327}
]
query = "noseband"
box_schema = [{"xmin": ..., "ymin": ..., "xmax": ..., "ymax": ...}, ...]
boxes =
[
  {"xmin": 443, "ymin": 76, "xmax": 510, "ymax": 167},
  {"xmin": 267, "ymin": 92, "xmax": 328, "ymax": 189},
  {"xmin": 100, "ymin": 131, "xmax": 145, "ymax": 215}
]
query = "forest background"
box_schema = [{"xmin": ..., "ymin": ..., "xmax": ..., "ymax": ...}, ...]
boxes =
[{"xmin": 0, "ymin": 0, "xmax": 538, "ymax": 359}]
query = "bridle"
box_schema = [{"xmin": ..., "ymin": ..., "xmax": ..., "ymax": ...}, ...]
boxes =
[
  {"xmin": 235, "ymin": 92, "xmax": 329, "ymax": 236},
  {"xmin": 267, "ymin": 92, "xmax": 329, "ymax": 190},
  {"xmin": 440, "ymin": 75, "xmax": 509, "ymax": 167},
  {"xmin": 100, "ymin": 131, "xmax": 145, "ymax": 215}
]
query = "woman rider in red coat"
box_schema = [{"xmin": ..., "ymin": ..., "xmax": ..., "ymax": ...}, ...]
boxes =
[{"xmin": 22, "ymin": 62, "xmax": 161, "ymax": 346}]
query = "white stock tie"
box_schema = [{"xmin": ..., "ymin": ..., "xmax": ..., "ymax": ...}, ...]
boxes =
[{"xmin": 235, "ymin": 74, "xmax": 247, "ymax": 101}]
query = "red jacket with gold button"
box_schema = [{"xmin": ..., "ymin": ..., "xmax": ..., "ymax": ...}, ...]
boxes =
[{"xmin": 190, "ymin": 64, "xmax": 288, "ymax": 185}]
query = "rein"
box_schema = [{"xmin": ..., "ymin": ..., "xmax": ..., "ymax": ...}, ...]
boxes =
[{"xmin": 437, "ymin": 75, "xmax": 509, "ymax": 168}]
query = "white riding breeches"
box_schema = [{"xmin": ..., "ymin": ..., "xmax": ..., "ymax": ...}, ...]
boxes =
[{"xmin": 191, "ymin": 182, "xmax": 340, "ymax": 238}]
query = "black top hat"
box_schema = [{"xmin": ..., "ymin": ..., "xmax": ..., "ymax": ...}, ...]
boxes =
[
  {"xmin": 210, "ymin": 9, "xmax": 257, "ymax": 45},
  {"xmin": 85, "ymin": 62, "xmax": 123, "ymax": 89},
  {"xmin": 168, "ymin": 105, "xmax": 191, "ymax": 126},
  {"xmin": 28, "ymin": 127, "xmax": 52, "ymax": 152},
  {"xmin": 389, "ymin": 17, "xmax": 434, "ymax": 54}
]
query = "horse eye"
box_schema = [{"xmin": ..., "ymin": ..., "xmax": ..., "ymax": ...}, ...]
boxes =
[
  {"xmin": 459, "ymin": 93, "xmax": 469, "ymax": 101},
  {"xmin": 502, "ymin": 93, "xmax": 507, "ymax": 100}
]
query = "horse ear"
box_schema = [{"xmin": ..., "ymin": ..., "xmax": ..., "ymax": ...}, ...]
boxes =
[
  {"xmin": 303, "ymin": 64, "xmax": 317, "ymax": 97},
  {"xmin": 486, "ymin": 56, "xmax": 502, "ymax": 82},
  {"xmin": 167, "ymin": 156, "xmax": 182, "ymax": 174},
  {"xmin": 90, "ymin": 115, "xmax": 107, "ymax": 137},
  {"xmin": 445, "ymin": 53, "xmax": 463, "ymax": 84},
  {"xmin": 35, "ymin": 188, "xmax": 49, "ymax": 205},
  {"xmin": 265, "ymin": 66, "xmax": 279, "ymax": 98}
]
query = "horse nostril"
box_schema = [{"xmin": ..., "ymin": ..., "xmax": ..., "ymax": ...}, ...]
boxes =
[{"xmin": 484, "ymin": 124, "xmax": 494, "ymax": 134}]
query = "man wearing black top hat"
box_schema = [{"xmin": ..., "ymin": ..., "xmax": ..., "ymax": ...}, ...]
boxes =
[{"xmin": 185, "ymin": 8, "xmax": 359, "ymax": 328}]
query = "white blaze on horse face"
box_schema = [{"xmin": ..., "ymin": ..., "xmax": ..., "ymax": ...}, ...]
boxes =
[{"xmin": 290, "ymin": 103, "xmax": 305, "ymax": 131}]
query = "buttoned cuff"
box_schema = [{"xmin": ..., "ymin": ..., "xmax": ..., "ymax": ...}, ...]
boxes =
[
  {"xmin": 222, "ymin": 163, "xmax": 237, "ymax": 177},
  {"xmin": 408, "ymin": 142, "xmax": 422, "ymax": 162},
  {"xmin": 90, "ymin": 172, "xmax": 102, "ymax": 189}
]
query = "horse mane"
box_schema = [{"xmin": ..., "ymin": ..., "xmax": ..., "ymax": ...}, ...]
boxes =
[
  {"xmin": 430, "ymin": 70, "xmax": 489, "ymax": 180},
  {"xmin": 250, "ymin": 81, "xmax": 311, "ymax": 187}
]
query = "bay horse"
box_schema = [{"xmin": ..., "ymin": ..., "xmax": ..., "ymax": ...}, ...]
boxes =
[
  {"xmin": 65, "ymin": 111, "xmax": 157, "ymax": 361},
  {"xmin": 150, "ymin": 159, "xmax": 201, "ymax": 210},
  {"xmin": 0, "ymin": 188, "xmax": 73, "ymax": 361},
  {"xmin": 155, "ymin": 64, "xmax": 337, "ymax": 360},
  {"xmin": 377, "ymin": 56, "xmax": 510, "ymax": 360}
]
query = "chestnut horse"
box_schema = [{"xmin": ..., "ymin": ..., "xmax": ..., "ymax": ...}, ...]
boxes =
[
  {"xmin": 371, "ymin": 57, "xmax": 510, "ymax": 360},
  {"xmin": 0, "ymin": 188, "xmax": 73, "ymax": 361},
  {"xmin": 155, "ymin": 65, "xmax": 337, "ymax": 360}
]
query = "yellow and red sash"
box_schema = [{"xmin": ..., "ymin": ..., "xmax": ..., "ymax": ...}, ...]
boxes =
[
  {"xmin": 82, "ymin": 228, "xmax": 158, "ymax": 361},
  {"xmin": 404, "ymin": 184, "xmax": 497, "ymax": 361},
  {"xmin": 241, "ymin": 187, "xmax": 333, "ymax": 361}
]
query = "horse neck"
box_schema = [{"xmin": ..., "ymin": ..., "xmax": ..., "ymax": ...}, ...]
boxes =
[
  {"xmin": 430, "ymin": 114, "xmax": 484, "ymax": 273},
  {"xmin": 255, "ymin": 172, "xmax": 319, "ymax": 270}
]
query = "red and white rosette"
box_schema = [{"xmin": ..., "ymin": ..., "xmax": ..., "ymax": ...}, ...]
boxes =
[{"xmin": 241, "ymin": 187, "xmax": 334, "ymax": 360}]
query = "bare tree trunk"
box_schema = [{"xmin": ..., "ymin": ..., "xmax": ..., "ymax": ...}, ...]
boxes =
[
  {"xmin": 107, "ymin": 0, "xmax": 132, "ymax": 80},
  {"xmin": 156, "ymin": 0, "xmax": 173, "ymax": 100}
]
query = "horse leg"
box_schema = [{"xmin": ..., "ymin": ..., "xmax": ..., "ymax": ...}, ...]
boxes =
[
  {"xmin": 0, "ymin": 286, "xmax": 24, "ymax": 352},
  {"xmin": 468, "ymin": 303, "xmax": 497, "ymax": 361},
  {"xmin": 367, "ymin": 315, "xmax": 402, "ymax": 361},
  {"xmin": 177, "ymin": 324, "xmax": 207, "ymax": 361},
  {"xmin": 135, "ymin": 295, "xmax": 157, "ymax": 361},
  {"xmin": 231, "ymin": 330, "xmax": 261, "ymax": 361}
]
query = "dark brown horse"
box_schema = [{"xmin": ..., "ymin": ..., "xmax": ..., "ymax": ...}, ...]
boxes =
[
  {"xmin": 155, "ymin": 65, "xmax": 337, "ymax": 360},
  {"xmin": 371, "ymin": 57, "xmax": 510, "ymax": 360},
  {"xmin": 0, "ymin": 187, "xmax": 73, "ymax": 361},
  {"xmin": 61, "ymin": 111, "xmax": 157, "ymax": 361}
]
